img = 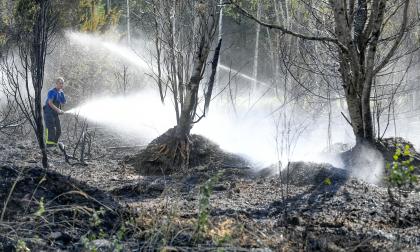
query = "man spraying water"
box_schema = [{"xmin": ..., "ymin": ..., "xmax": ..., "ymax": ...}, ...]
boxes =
[{"xmin": 44, "ymin": 77, "xmax": 66, "ymax": 147}]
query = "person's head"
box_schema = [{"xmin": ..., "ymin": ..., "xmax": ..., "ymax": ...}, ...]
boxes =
[{"xmin": 55, "ymin": 77, "xmax": 64, "ymax": 90}]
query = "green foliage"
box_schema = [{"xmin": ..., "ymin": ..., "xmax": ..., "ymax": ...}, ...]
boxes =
[
  {"xmin": 89, "ymin": 207, "xmax": 105, "ymax": 227},
  {"xmin": 290, "ymin": 0, "xmax": 299, "ymax": 12},
  {"xmin": 223, "ymin": 4, "xmax": 241, "ymax": 22},
  {"xmin": 323, "ymin": 177, "xmax": 332, "ymax": 186},
  {"xmin": 386, "ymin": 144, "xmax": 418, "ymax": 229},
  {"xmin": 224, "ymin": 0, "xmax": 271, "ymax": 22},
  {"xmin": 16, "ymin": 239, "xmax": 30, "ymax": 252},
  {"xmin": 111, "ymin": 223, "xmax": 126, "ymax": 252},
  {"xmin": 34, "ymin": 197, "xmax": 45, "ymax": 217},
  {"xmin": 0, "ymin": 33, "xmax": 6, "ymax": 46},
  {"xmin": 387, "ymin": 144, "xmax": 418, "ymax": 189},
  {"xmin": 52, "ymin": 0, "xmax": 83, "ymax": 29},
  {"xmin": 14, "ymin": 0, "xmax": 39, "ymax": 34},
  {"xmin": 195, "ymin": 171, "xmax": 222, "ymax": 241},
  {"xmin": 81, "ymin": 234, "xmax": 98, "ymax": 252},
  {"xmin": 79, "ymin": 0, "xmax": 120, "ymax": 32},
  {"xmin": 0, "ymin": 0, "xmax": 11, "ymax": 32},
  {"xmin": 82, "ymin": 207, "xmax": 126, "ymax": 251},
  {"xmin": 82, "ymin": 208, "xmax": 104, "ymax": 251}
]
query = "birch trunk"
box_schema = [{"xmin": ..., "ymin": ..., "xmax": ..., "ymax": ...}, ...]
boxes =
[
  {"xmin": 133, "ymin": 1, "xmax": 218, "ymax": 173},
  {"xmin": 252, "ymin": 2, "xmax": 262, "ymax": 92}
]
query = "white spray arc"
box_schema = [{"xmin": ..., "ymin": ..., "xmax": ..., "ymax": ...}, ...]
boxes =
[
  {"xmin": 66, "ymin": 90, "xmax": 175, "ymax": 139},
  {"xmin": 66, "ymin": 32, "xmax": 152, "ymax": 71}
]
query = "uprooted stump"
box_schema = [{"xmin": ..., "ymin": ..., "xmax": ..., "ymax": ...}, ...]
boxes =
[{"xmin": 125, "ymin": 127, "xmax": 249, "ymax": 175}]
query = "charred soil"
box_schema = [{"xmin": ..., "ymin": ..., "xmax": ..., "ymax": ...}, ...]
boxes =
[{"xmin": 1, "ymin": 131, "xmax": 420, "ymax": 251}]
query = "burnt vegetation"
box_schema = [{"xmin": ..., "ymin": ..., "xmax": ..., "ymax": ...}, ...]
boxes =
[{"xmin": 1, "ymin": 0, "xmax": 420, "ymax": 251}]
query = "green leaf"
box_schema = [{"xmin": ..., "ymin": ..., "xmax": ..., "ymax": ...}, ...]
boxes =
[
  {"xmin": 403, "ymin": 145, "xmax": 410, "ymax": 156},
  {"xmin": 323, "ymin": 178, "xmax": 332, "ymax": 185},
  {"xmin": 35, "ymin": 197, "xmax": 45, "ymax": 217}
]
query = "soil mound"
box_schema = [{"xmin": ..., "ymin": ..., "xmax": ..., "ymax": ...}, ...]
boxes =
[
  {"xmin": 125, "ymin": 128, "xmax": 249, "ymax": 175},
  {"xmin": 280, "ymin": 162, "xmax": 349, "ymax": 186},
  {"xmin": 340, "ymin": 138, "xmax": 420, "ymax": 181},
  {"xmin": 0, "ymin": 165, "xmax": 123, "ymax": 251},
  {"xmin": 376, "ymin": 137, "xmax": 420, "ymax": 168}
]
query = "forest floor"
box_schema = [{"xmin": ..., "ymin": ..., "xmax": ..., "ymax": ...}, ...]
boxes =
[{"xmin": 0, "ymin": 129, "xmax": 420, "ymax": 251}]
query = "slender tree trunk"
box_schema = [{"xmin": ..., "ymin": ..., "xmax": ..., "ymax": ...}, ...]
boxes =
[
  {"xmin": 106, "ymin": 0, "xmax": 111, "ymax": 15},
  {"xmin": 176, "ymin": 2, "xmax": 216, "ymax": 138},
  {"xmin": 362, "ymin": 79, "xmax": 374, "ymax": 142},
  {"xmin": 176, "ymin": 38, "xmax": 210, "ymax": 138},
  {"xmin": 126, "ymin": 0, "xmax": 130, "ymax": 45},
  {"xmin": 131, "ymin": 1, "xmax": 218, "ymax": 173},
  {"xmin": 215, "ymin": 0, "xmax": 223, "ymax": 87},
  {"xmin": 343, "ymin": 81, "xmax": 364, "ymax": 144},
  {"xmin": 252, "ymin": 1, "xmax": 262, "ymax": 92},
  {"xmin": 31, "ymin": 0, "xmax": 51, "ymax": 168},
  {"xmin": 232, "ymin": 0, "xmax": 411, "ymax": 146}
]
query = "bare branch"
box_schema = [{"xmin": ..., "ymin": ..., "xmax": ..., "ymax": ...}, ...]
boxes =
[
  {"xmin": 226, "ymin": 1, "xmax": 341, "ymax": 44},
  {"xmin": 373, "ymin": 0, "xmax": 410, "ymax": 75}
]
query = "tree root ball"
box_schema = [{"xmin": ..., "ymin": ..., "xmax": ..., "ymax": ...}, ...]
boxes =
[{"xmin": 124, "ymin": 127, "xmax": 248, "ymax": 175}]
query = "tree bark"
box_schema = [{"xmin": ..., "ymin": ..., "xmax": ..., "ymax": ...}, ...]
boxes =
[
  {"xmin": 252, "ymin": 1, "xmax": 262, "ymax": 92},
  {"xmin": 134, "ymin": 1, "xmax": 218, "ymax": 172},
  {"xmin": 31, "ymin": 0, "xmax": 51, "ymax": 168},
  {"xmin": 231, "ymin": 0, "xmax": 411, "ymax": 146}
]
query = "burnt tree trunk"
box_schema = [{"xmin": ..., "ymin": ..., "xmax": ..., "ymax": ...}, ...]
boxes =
[
  {"xmin": 7, "ymin": 0, "xmax": 57, "ymax": 168},
  {"xmin": 130, "ymin": 1, "xmax": 218, "ymax": 174},
  {"xmin": 167, "ymin": 2, "xmax": 217, "ymax": 170},
  {"xmin": 31, "ymin": 0, "xmax": 51, "ymax": 168}
]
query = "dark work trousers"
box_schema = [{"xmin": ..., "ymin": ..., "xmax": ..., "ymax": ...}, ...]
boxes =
[{"xmin": 44, "ymin": 107, "xmax": 61, "ymax": 146}]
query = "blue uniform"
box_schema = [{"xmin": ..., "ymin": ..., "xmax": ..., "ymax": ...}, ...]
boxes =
[{"xmin": 44, "ymin": 88, "xmax": 66, "ymax": 146}]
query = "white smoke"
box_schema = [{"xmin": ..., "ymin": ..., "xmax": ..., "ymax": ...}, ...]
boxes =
[{"xmin": 349, "ymin": 145, "xmax": 385, "ymax": 184}]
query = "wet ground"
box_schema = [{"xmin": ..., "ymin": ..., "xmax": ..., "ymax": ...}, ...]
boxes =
[{"xmin": 0, "ymin": 129, "xmax": 419, "ymax": 251}]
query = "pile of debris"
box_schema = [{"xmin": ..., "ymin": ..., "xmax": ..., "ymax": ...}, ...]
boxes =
[{"xmin": 125, "ymin": 128, "xmax": 249, "ymax": 175}]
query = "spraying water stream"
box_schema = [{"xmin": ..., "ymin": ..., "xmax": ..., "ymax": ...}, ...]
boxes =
[
  {"xmin": 63, "ymin": 31, "xmax": 354, "ymax": 169},
  {"xmin": 67, "ymin": 32, "xmax": 152, "ymax": 71}
]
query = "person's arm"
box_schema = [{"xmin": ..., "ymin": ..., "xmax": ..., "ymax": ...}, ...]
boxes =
[{"xmin": 48, "ymin": 99, "xmax": 63, "ymax": 114}]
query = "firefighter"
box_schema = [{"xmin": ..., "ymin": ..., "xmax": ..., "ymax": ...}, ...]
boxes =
[{"xmin": 44, "ymin": 77, "xmax": 66, "ymax": 147}]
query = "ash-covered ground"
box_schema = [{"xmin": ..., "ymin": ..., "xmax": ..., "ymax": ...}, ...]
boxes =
[{"xmin": 0, "ymin": 129, "xmax": 419, "ymax": 251}]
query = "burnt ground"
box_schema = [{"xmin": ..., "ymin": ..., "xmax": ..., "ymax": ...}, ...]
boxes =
[{"xmin": 0, "ymin": 129, "xmax": 420, "ymax": 251}]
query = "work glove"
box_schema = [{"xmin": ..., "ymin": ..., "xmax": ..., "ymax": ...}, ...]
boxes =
[{"xmin": 58, "ymin": 109, "xmax": 64, "ymax": 115}]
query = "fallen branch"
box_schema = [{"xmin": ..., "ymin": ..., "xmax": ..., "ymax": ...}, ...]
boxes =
[
  {"xmin": 0, "ymin": 123, "xmax": 24, "ymax": 129},
  {"xmin": 58, "ymin": 143, "xmax": 88, "ymax": 166}
]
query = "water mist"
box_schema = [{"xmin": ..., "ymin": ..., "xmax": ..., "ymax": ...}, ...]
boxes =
[{"xmin": 62, "ymin": 31, "xmax": 403, "ymax": 184}]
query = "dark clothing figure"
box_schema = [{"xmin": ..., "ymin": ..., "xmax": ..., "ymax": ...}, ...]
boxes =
[{"xmin": 44, "ymin": 87, "xmax": 66, "ymax": 146}]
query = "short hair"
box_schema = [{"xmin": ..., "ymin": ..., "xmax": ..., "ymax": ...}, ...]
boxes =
[{"xmin": 56, "ymin": 77, "xmax": 64, "ymax": 84}]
